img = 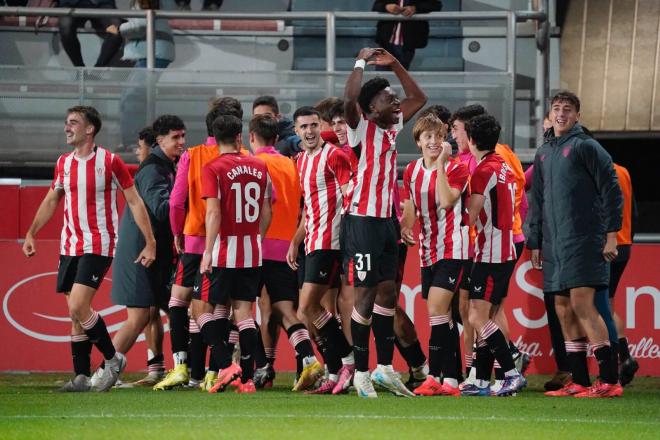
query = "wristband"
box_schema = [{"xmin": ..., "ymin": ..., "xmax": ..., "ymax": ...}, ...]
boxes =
[{"xmin": 354, "ymin": 59, "xmax": 366, "ymax": 70}]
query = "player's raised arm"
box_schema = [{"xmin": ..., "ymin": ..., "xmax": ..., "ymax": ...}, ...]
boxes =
[{"xmin": 344, "ymin": 48, "xmax": 379, "ymax": 128}]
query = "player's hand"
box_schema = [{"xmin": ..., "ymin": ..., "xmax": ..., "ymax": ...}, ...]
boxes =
[
  {"xmin": 400, "ymin": 227, "xmax": 416, "ymax": 247},
  {"xmin": 530, "ymin": 249, "xmax": 542, "ymax": 270},
  {"xmin": 200, "ymin": 250, "xmax": 212, "ymax": 274},
  {"xmin": 368, "ymin": 48, "xmax": 397, "ymax": 67},
  {"xmin": 438, "ymin": 141, "xmax": 452, "ymax": 165},
  {"xmin": 385, "ymin": 4, "xmax": 403, "ymax": 14},
  {"xmin": 135, "ymin": 241, "xmax": 156, "ymax": 267},
  {"xmin": 22, "ymin": 235, "xmax": 36, "ymax": 257},
  {"xmin": 401, "ymin": 5, "xmax": 416, "ymax": 16},
  {"xmin": 286, "ymin": 243, "xmax": 299, "ymax": 271},
  {"xmin": 106, "ymin": 24, "xmax": 119, "ymax": 35},
  {"xmin": 602, "ymin": 234, "xmax": 619, "ymax": 262},
  {"xmin": 173, "ymin": 234, "xmax": 184, "ymax": 255},
  {"xmin": 357, "ymin": 47, "xmax": 378, "ymax": 62}
]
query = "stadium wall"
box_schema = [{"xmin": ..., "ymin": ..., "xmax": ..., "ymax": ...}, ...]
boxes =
[{"xmin": 1, "ymin": 183, "xmax": 658, "ymax": 376}]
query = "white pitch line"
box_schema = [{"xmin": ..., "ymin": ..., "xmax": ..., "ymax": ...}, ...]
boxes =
[{"xmin": 1, "ymin": 413, "xmax": 659, "ymax": 426}]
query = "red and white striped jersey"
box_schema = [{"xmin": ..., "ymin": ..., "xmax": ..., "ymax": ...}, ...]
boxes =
[
  {"xmin": 297, "ymin": 143, "xmax": 351, "ymax": 253},
  {"xmin": 201, "ymin": 153, "xmax": 271, "ymax": 268},
  {"xmin": 403, "ymin": 158, "xmax": 469, "ymax": 266},
  {"xmin": 346, "ymin": 114, "xmax": 403, "ymax": 218},
  {"xmin": 51, "ymin": 146, "xmax": 134, "ymax": 257},
  {"xmin": 470, "ymin": 152, "xmax": 517, "ymax": 263}
]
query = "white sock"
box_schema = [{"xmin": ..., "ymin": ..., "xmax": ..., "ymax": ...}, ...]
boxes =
[
  {"xmin": 302, "ymin": 355, "xmax": 316, "ymax": 368},
  {"xmin": 504, "ymin": 368, "xmax": 518, "ymax": 377},
  {"xmin": 341, "ymin": 352, "xmax": 355, "ymax": 365},
  {"xmin": 444, "ymin": 378, "xmax": 458, "ymax": 388},
  {"xmin": 329, "ymin": 374, "xmax": 339, "ymax": 382},
  {"xmin": 475, "ymin": 379, "xmax": 490, "ymax": 388},
  {"xmin": 173, "ymin": 351, "xmax": 187, "ymax": 366}
]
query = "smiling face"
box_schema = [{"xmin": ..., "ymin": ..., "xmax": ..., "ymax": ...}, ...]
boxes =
[
  {"xmin": 417, "ymin": 129, "xmax": 443, "ymax": 163},
  {"xmin": 294, "ymin": 114, "xmax": 322, "ymax": 152},
  {"xmin": 451, "ymin": 119, "xmax": 470, "ymax": 153},
  {"xmin": 551, "ymin": 100, "xmax": 579, "ymax": 137},
  {"xmin": 64, "ymin": 112, "xmax": 94, "ymax": 148},
  {"xmin": 370, "ymin": 88, "xmax": 401, "ymax": 128},
  {"xmin": 157, "ymin": 129, "xmax": 186, "ymax": 161},
  {"xmin": 331, "ymin": 115, "xmax": 348, "ymax": 146}
]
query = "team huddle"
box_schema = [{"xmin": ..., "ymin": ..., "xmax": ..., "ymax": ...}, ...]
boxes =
[{"xmin": 23, "ymin": 47, "xmax": 633, "ymax": 399}]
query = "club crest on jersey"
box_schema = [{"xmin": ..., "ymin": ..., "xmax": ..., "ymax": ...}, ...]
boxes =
[{"xmin": 357, "ymin": 270, "xmax": 367, "ymax": 281}]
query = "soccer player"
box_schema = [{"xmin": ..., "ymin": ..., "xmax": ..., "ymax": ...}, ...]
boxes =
[
  {"xmin": 343, "ymin": 47, "xmax": 426, "ymax": 398},
  {"xmin": 250, "ymin": 114, "xmax": 321, "ymax": 390},
  {"xmin": 285, "ymin": 106, "xmax": 355, "ymax": 393},
  {"xmin": 22, "ymin": 106, "xmax": 156, "ymax": 392},
  {"xmin": 97, "ymin": 115, "xmax": 184, "ymax": 387},
  {"xmin": 155, "ymin": 97, "xmax": 244, "ymax": 391},
  {"xmin": 529, "ymin": 91, "xmax": 623, "ymax": 398},
  {"xmin": 197, "ymin": 114, "xmax": 272, "ymax": 394},
  {"xmin": 400, "ymin": 115, "xmax": 469, "ymax": 396},
  {"xmin": 459, "ymin": 114, "xmax": 525, "ymax": 397}
]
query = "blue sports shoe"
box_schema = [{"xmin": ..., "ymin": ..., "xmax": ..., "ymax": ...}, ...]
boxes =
[
  {"xmin": 491, "ymin": 373, "xmax": 526, "ymax": 397},
  {"xmin": 460, "ymin": 383, "xmax": 491, "ymax": 396}
]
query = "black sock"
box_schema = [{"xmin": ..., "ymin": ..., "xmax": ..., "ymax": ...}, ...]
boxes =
[
  {"xmin": 286, "ymin": 323, "xmax": 315, "ymax": 359},
  {"xmin": 395, "ymin": 338, "xmax": 427, "ymax": 369},
  {"xmin": 566, "ymin": 338, "xmax": 591, "ymax": 387},
  {"xmin": 314, "ymin": 311, "xmax": 351, "ymax": 374},
  {"xmin": 209, "ymin": 353, "xmax": 218, "ymax": 373},
  {"xmin": 169, "ymin": 306, "xmax": 190, "ymax": 354},
  {"xmin": 81, "ymin": 312, "xmax": 116, "ymax": 360},
  {"xmin": 594, "ymin": 344, "xmax": 618, "ymax": 384},
  {"xmin": 428, "ymin": 322, "xmax": 443, "ymax": 378},
  {"xmin": 618, "ymin": 337, "xmax": 631, "ymax": 362},
  {"xmin": 494, "ymin": 362, "xmax": 505, "ymax": 380},
  {"xmin": 296, "ymin": 354, "xmax": 303, "ymax": 377},
  {"xmin": 450, "ymin": 323, "xmax": 463, "ymax": 379},
  {"xmin": 351, "ymin": 318, "xmax": 371, "ymax": 372},
  {"xmin": 372, "ymin": 309, "xmax": 395, "ymax": 366},
  {"xmin": 223, "ymin": 324, "xmax": 238, "ymax": 368},
  {"xmin": 147, "ymin": 353, "xmax": 164, "ymax": 373},
  {"xmin": 254, "ymin": 324, "xmax": 268, "ymax": 370},
  {"xmin": 71, "ymin": 335, "xmax": 92, "ymax": 377},
  {"xmin": 545, "ymin": 294, "xmax": 569, "ymax": 372},
  {"xmin": 237, "ymin": 320, "xmax": 257, "ymax": 383},
  {"xmin": 189, "ymin": 330, "xmax": 206, "ymax": 381},
  {"xmin": 509, "ymin": 340, "xmax": 520, "ymax": 356},
  {"xmin": 482, "ymin": 322, "xmax": 515, "ymax": 372},
  {"xmin": 475, "ymin": 344, "xmax": 494, "ymax": 382},
  {"xmin": 199, "ymin": 315, "xmax": 231, "ymax": 371},
  {"xmin": 442, "ymin": 322, "xmax": 458, "ymax": 380}
]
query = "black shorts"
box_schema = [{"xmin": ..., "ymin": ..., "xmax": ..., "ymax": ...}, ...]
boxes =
[
  {"xmin": 57, "ymin": 254, "xmax": 113, "ymax": 293},
  {"xmin": 342, "ymin": 215, "xmax": 398, "ymax": 288},
  {"xmin": 259, "ymin": 260, "xmax": 299, "ymax": 303},
  {"xmin": 421, "ymin": 259, "xmax": 463, "ymax": 299},
  {"xmin": 468, "ymin": 261, "xmax": 515, "ymax": 305},
  {"xmin": 609, "ymin": 244, "xmax": 631, "ymax": 298},
  {"xmin": 457, "ymin": 259, "xmax": 473, "ymax": 291},
  {"xmin": 396, "ymin": 243, "xmax": 408, "ymax": 286},
  {"xmin": 304, "ymin": 250, "xmax": 341, "ymax": 288},
  {"xmin": 171, "ymin": 253, "xmax": 202, "ymax": 288},
  {"xmin": 193, "ymin": 266, "xmax": 262, "ymax": 304}
]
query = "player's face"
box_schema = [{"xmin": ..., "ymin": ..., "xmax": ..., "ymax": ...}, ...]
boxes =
[
  {"xmin": 451, "ymin": 119, "xmax": 469, "ymax": 153},
  {"xmin": 417, "ymin": 129, "xmax": 443, "ymax": 161},
  {"xmin": 158, "ymin": 129, "xmax": 186, "ymax": 161},
  {"xmin": 331, "ymin": 115, "xmax": 348, "ymax": 145},
  {"xmin": 64, "ymin": 112, "xmax": 93, "ymax": 147},
  {"xmin": 295, "ymin": 114, "xmax": 322, "ymax": 151},
  {"xmin": 551, "ymin": 100, "xmax": 579, "ymax": 137},
  {"xmin": 253, "ymin": 104, "xmax": 279, "ymax": 120},
  {"xmin": 135, "ymin": 138, "xmax": 151, "ymax": 163},
  {"xmin": 371, "ymin": 88, "xmax": 401, "ymax": 128}
]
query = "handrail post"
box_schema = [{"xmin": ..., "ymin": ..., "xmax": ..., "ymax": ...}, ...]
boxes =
[
  {"xmin": 326, "ymin": 12, "xmax": 336, "ymax": 73},
  {"xmin": 507, "ymin": 11, "xmax": 516, "ymax": 148},
  {"xmin": 146, "ymin": 9, "xmax": 155, "ymax": 70}
]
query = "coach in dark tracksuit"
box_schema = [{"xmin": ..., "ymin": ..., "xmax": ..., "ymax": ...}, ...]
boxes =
[{"xmin": 108, "ymin": 115, "xmax": 184, "ymax": 369}]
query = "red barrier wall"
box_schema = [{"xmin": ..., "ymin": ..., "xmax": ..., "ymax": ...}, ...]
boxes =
[{"xmin": 1, "ymin": 183, "xmax": 658, "ymax": 374}]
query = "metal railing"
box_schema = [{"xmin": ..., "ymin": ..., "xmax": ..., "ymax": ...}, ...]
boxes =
[{"xmin": 0, "ymin": 7, "xmax": 549, "ymax": 146}]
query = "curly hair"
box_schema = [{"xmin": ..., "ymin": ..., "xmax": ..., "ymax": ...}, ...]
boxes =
[
  {"xmin": 464, "ymin": 114, "xmax": 501, "ymax": 151},
  {"xmin": 357, "ymin": 77, "xmax": 390, "ymax": 115},
  {"xmin": 152, "ymin": 114, "xmax": 185, "ymax": 136}
]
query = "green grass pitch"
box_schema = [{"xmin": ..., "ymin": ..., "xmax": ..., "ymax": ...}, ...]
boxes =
[{"xmin": 1, "ymin": 373, "xmax": 659, "ymax": 439}]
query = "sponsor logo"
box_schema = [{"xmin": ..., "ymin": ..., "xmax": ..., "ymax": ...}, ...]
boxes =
[
  {"xmin": 193, "ymin": 285, "xmax": 200, "ymax": 292},
  {"xmin": 91, "ymin": 275, "xmax": 99, "ymax": 282},
  {"xmin": 448, "ymin": 277, "xmax": 456, "ymax": 285},
  {"xmin": 319, "ymin": 271, "xmax": 327, "ymax": 278},
  {"xmin": 473, "ymin": 286, "xmax": 482, "ymax": 292}
]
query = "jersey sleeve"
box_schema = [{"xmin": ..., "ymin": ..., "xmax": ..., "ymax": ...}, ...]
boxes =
[
  {"xmin": 51, "ymin": 156, "xmax": 63, "ymax": 190},
  {"xmin": 201, "ymin": 163, "xmax": 221, "ymax": 200},
  {"xmin": 347, "ymin": 115, "xmax": 367, "ymax": 148},
  {"xmin": 111, "ymin": 155, "xmax": 134, "ymax": 189},
  {"xmin": 447, "ymin": 161, "xmax": 469, "ymax": 192},
  {"xmin": 328, "ymin": 149, "xmax": 352, "ymax": 186}
]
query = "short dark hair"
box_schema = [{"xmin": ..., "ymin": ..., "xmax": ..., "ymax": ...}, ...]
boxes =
[
  {"xmin": 327, "ymin": 99, "xmax": 345, "ymax": 122},
  {"xmin": 252, "ymin": 95, "xmax": 279, "ymax": 114},
  {"xmin": 551, "ymin": 90, "xmax": 581, "ymax": 112},
  {"xmin": 138, "ymin": 126, "xmax": 156, "ymax": 147},
  {"xmin": 315, "ymin": 97, "xmax": 342, "ymax": 123},
  {"xmin": 450, "ymin": 104, "xmax": 486, "ymax": 126},
  {"xmin": 67, "ymin": 105, "xmax": 102, "ymax": 136},
  {"xmin": 357, "ymin": 77, "xmax": 390, "ymax": 114},
  {"xmin": 292, "ymin": 106, "xmax": 321, "ymax": 124},
  {"xmin": 419, "ymin": 105, "xmax": 451, "ymax": 124},
  {"xmin": 249, "ymin": 114, "xmax": 279, "ymax": 145},
  {"xmin": 152, "ymin": 114, "xmax": 185, "ymax": 137},
  {"xmin": 212, "ymin": 114, "xmax": 242, "ymax": 145},
  {"xmin": 206, "ymin": 97, "xmax": 243, "ymax": 136},
  {"xmin": 464, "ymin": 114, "xmax": 501, "ymax": 151}
]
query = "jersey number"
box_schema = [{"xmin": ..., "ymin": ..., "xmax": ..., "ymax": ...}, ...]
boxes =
[
  {"xmin": 231, "ymin": 182, "xmax": 261, "ymax": 223},
  {"xmin": 354, "ymin": 253, "xmax": 371, "ymax": 271}
]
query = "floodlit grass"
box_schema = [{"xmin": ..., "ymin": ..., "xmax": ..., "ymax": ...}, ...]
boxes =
[{"xmin": 1, "ymin": 373, "xmax": 659, "ymax": 439}]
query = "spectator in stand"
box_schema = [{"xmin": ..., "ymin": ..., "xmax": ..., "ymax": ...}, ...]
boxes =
[
  {"xmin": 173, "ymin": 0, "xmax": 222, "ymax": 11},
  {"xmin": 57, "ymin": 0, "xmax": 123, "ymax": 67},
  {"xmin": 372, "ymin": 0, "xmax": 442, "ymax": 70}
]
